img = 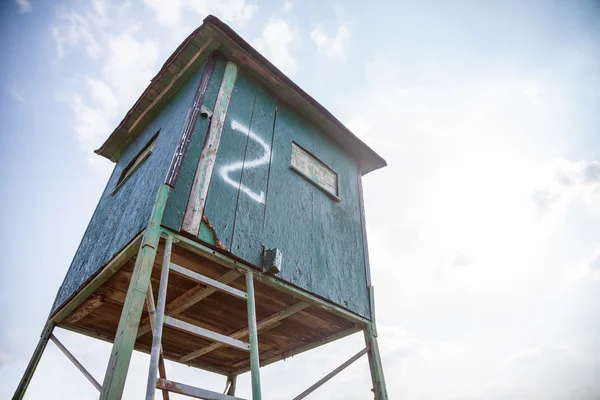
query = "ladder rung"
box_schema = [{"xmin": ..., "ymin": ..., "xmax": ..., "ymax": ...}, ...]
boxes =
[
  {"xmin": 164, "ymin": 316, "xmax": 250, "ymax": 351},
  {"xmin": 157, "ymin": 378, "xmax": 246, "ymax": 400},
  {"xmin": 170, "ymin": 263, "xmax": 247, "ymax": 300}
]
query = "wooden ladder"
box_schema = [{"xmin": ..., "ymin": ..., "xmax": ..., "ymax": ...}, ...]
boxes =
[{"xmin": 145, "ymin": 234, "xmax": 261, "ymax": 400}]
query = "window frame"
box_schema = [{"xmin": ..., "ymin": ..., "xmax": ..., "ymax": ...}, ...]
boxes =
[
  {"xmin": 112, "ymin": 131, "xmax": 159, "ymax": 194},
  {"xmin": 289, "ymin": 141, "xmax": 341, "ymax": 202}
]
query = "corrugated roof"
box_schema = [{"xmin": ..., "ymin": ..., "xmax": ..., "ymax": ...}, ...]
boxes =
[{"xmin": 95, "ymin": 15, "xmax": 386, "ymax": 175}]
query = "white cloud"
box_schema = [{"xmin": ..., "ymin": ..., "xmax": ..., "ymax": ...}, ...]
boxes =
[
  {"xmin": 311, "ymin": 23, "xmax": 350, "ymax": 58},
  {"xmin": 336, "ymin": 53, "xmax": 600, "ymax": 398},
  {"xmin": 51, "ymin": 8, "xmax": 104, "ymax": 59},
  {"xmin": 143, "ymin": 0, "xmax": 257, "ymax": 29},
  {"xmin": 102, "ymin": 33, "xmax": 159, "ymax": 106},
  {"xmin": 253, "ymin": 18, "xmax": 299, "ymax": 76},
  {"xmin": 530, "ymin": 159, "xmax": 600, "ymax": 217},
  {"xmin": 51, "ymin": 2, "xmax": 159, "ymax": 173},
  {"xmin": 282, "ymin": 0, "xmax": 294, "ymax": 11},
  {"xmin": 16, "ymin": 0, "xmax": 31, "ymax": 13},
  {"xmin": 345, "ymin": 117, "xmax": 372, "ymax": 145}
]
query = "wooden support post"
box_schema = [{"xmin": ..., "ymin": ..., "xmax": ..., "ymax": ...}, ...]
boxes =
[
  {"xmin": 224, "ymin": 375, "xmax": 237, "ymax": 396},
  {"xmin": 182, "ymin": 60, "xmax": 239, "ymax": 236},
  {"xmin": 12, "ymin": 322, "xmax": 54, "ymax": 400},
  {"xmin": 100, "ymin": 184, "xmax": 170, "ymax": 400},
  {"xmin": 292, "ymin": 347, "xmax": 369, "ymax": 400},
  {"xmin": 146, "ymin": 235, "xmax": 173, "ymax": 400},
  {"xmin": 245, "ymin": 271, "xmax": 262, "ymax": 400},
  {"xmin": 49, "ymin": 333, "xmax": 102, "ymax": 391},
  {"xmin": 364, "ymin": 323, "xmax": 388, "ymax": 400}
]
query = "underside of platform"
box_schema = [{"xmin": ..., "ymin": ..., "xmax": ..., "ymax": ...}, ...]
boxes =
[{"xmin": 55, "ymin": 236, "xmax": 362, "ymax": 376}]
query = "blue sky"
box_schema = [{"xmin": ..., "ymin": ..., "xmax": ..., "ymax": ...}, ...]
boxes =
[{"xmin": 1, "ymin": 0, "xmax": 600, "ymax": 399}]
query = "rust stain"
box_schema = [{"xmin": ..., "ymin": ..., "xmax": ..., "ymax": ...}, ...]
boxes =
[{"xmin": 202, "ymin": 215, "xmax": 227, "ymax": 250}]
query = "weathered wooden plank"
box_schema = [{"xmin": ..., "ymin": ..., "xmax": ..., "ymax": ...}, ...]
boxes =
[
  {"xmin": 170, "ymin": 262, "xmax": 247, "ymax": 300},
  {"xmin": 100, "ymin": 184, "xmax": 171, "ymax": 400},
  {"xmin": 182, "ymin": 61, "xmax": 239, "ymax": 236},
  {"xmin": 156, "ymin": 379, "xmax": 245, "ymax": 400},
  {"xmin": 310, "ymin": 131, "xmax": 371, "ymax": 319},
  {"xmin": 51, "ymin": 233, "xmax": 143, "ymax": 324},
  {"xmin": 49, "ymin": 334, "xmax": 102, "ymax": 391},
  {"xmin": 230, "ymin": 87, "xmax": 277, "ymax": 266},
  {"xmin": 290, "ymin": 142, "xmax": 339, "ymax": 201},
  {"xmin": 64, "ymin": 294, "xmax": 106, "ymax": 324},
  {"xmin": 164, "ymin": 316, "xmax": 250, "ymax": 351},
  {"xmin": 292, "ymin": 347, "xmax": 368, "ymax": 400},
  {"xmin": 261, "ymin": 104, "xmax": 315, "ymax": 295},
  {"xmin": 202, "ymin": 69, "xmax": 258, "ymax": 249},
  {"xmin": 181, "ymin": 301, "xmax": 308, "ymax": 362},
  {"xmin": 162, "ymin": 57, "xmax": 227, "ymax": 231},
  {"xmin": 137, "ymin": 269, "xmax": 241, "ymax": 338},
  {"xmin": 165, "ymin": 52, "xmax": 217, "ymax": 187},
  {"xmin": 357, "ymin": 175, "xmax": 372, "ymax": 288}
]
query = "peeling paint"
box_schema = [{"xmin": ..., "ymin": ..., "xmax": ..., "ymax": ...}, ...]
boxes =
[{"xmin": 202, "ymin": 215, "xmax": 227, "ymax": 250}]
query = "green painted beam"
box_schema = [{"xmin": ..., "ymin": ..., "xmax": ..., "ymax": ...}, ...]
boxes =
[
  {"xmin": 12, "ymin": 322, "xmax": 54, "ymax": 400},
  {"xmin": 245, "ymin": 272, "xmax": 262, "ymax": 399},
  {"xmin": 364, "ymin": 323, "xmax": 388, "ymax": 400},
  {"xmin": 100, "ymin": 184, "xmax": 171, "ymax": 400}
]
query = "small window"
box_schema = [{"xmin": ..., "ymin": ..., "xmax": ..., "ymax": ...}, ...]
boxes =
[
  {"xmin": 113, "ymin": 133, "xmax": 158, "ymax": 192},
  {"xmin": 290, "ymin": 141, "xmax": 340, "ymax": 201}
]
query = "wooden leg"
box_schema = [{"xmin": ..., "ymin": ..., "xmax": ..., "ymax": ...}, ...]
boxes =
[
  {"xmin": 12, "ymin": 322, "xmax": 54, "ymax": 400},
  {"xmin": 99, "ymin": 184, "xmax": 170, "ymax": 400},
  {"xmin": 364, "ymin": 324, "xmax": 388, "ymax": 400},
  {"xmin": 225, "ymin": 374, "xmax": 237, "ymax": 396},
  {"xmin": 246, "ymin": 271, "xmax": 262, "ymax": 400}
]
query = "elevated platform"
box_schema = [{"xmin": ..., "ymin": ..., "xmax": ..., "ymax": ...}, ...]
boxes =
[{"xmin": 52, "ymin": 229, "xmax": 366, "ymax": 376}]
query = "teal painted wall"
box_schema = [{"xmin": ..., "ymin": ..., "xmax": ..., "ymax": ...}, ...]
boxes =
[
  {"xmin": 202, "ymin": 68, "xmax": 370, "ymax": 319},
  {"xmin": 52, "ymin": 61, "xmax": 208, "ymax": 312},
  {"xmin": 54, "ymin": 54, "xmax": 370, "ymax": 320}
]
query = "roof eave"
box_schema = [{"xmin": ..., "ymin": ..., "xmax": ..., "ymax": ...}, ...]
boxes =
[{"xmin": 95, "ymin": 15, "xmax": 387, "ymax": 175}]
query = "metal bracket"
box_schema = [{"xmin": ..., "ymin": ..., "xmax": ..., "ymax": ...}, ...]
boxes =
[
  {"xmin": 261, "ymin": 248, "xmax": 283, "ymax": 274},
  {"xmin": 200, "ymin": 105, "xmax": 213, "ymax": 119}
]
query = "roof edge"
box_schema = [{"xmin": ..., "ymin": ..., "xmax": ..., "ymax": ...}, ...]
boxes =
[{"xmin": 95, "ymin": 15, "xmax": 387, "ymax": 174}]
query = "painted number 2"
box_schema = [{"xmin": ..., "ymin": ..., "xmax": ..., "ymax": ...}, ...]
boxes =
[{"xmin": 219, "ymin": 119, "xmax": 271, "ymax": 204}]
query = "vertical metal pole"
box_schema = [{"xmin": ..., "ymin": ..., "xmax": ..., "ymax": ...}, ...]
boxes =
[
  {"xmin": 145, "ymin": 283, "xmax": 170, "ymax": 400},
  {"xmin": 225, "ymin": 375, "xmax": 237, "ymax": 396},
  {"xmin": 100, "ymin": 184, "xmax": 170, "ymax": 400},
  {"xmin": 145, "ymin": 235, "xmax": 173, "ymax": 400},
  {"xmin": 245, "ymin": 271, "xmax": 262, "ymax": 400},
  {"xmin": 364, "ymin": 324, "xmax": 388, "ymax": 400},
  {"xmin": 12, "ymin": 322, "xmax": 54, "ymax": 400}
]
